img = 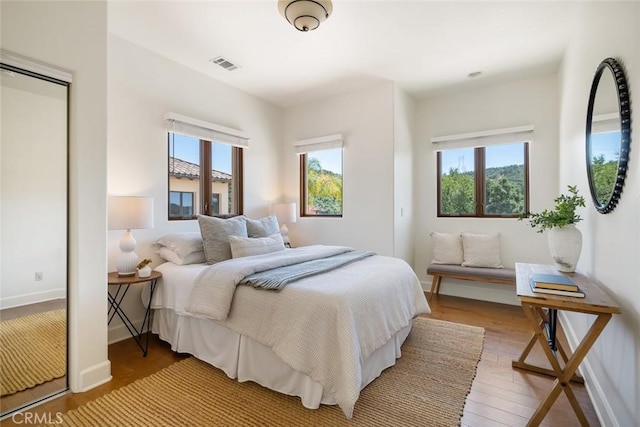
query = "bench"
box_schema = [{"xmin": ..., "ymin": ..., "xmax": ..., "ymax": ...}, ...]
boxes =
[{"xmin": 427, "ymin": 264, "xmax": 516, "ymax": 300}]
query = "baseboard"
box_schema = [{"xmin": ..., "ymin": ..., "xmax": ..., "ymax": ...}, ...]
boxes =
[
  {"xmin": 107, "ymin": 316, "xmax": 147, "ymax": 345},
  {"xmin": 558, "ymin": 312, "xmax": 617, "ymax": 427},
  {"xmin": 0, "ymin": 289, "xmax": 66, "ymax": 310},
  {"xmin": 420, "ymin": 279, "xmax": 520, "ymax": 306},
  {"xmin": 74, "ymin": 360, "xmax": 112, "ymax": 393}
]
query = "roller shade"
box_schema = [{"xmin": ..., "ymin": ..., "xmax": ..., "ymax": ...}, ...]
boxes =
[
  {"xmin": 165, "ymin": 112, "xmax": 249, "ymax": 148},
  {"xmin": 294, "ymin": 134, "xmax": 343, "ymax": 155},
  {"xmin": 431, "ymin": 125, "xmax": 534, "ymax": 150}
]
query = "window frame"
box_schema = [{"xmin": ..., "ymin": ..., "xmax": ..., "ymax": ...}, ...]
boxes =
[
  {"xmin": 167, "ymin": 134, "xmax": 243, "ymax": 221},
  {"xmin": 299, "ymin": 151, "xmax": 343, "ymax": 218},
  {"xmin": 436, "ymin": 142, "xmax": 529, "ymax": 218}
]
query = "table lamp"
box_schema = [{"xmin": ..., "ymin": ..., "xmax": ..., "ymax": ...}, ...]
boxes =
[
  {"xmin": 271, "ymin": 202, "xmax": 297, "ymax": 247},
  {"xmin": 108, "ymin": 196, "xmax": 154, "ymax": 276}
]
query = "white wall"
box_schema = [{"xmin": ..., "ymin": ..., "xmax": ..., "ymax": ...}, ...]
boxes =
[
  {"xmin": 415, "ymin": 75, "xmax": 561, "ymax": 305},
  {"xmin": 1, "ymin": 1, "xmax": 110, "ymax": 392},
  {"xmin": 393, "ymin": 87, "xmax": 416, "ymax": 262},
  {"xmin": 1, "ymin": 74, "xmax": 67, "ymax": 308},
  {"xmin": 280, "ymin": 82, "xmax": 396, "ymax": 256},
  {"xmin": 558, "ymin": 3, "xmax": 640, "ymax": 426},
  {"xmin": 107, "ymin": 35, "xmax": 283, "ymax": 342}
]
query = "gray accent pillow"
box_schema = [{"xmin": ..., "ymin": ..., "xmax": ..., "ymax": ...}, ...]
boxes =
[
  {"xmin": 229, "ymin": 233, "xmax": 286, "ymax": 259},
  {"xmin": 246, "ymin": 214, "xmax": 280, "ymax": 238},
  {"xmin": 197, "ymin": 215, "xmax": 248, "ymax": 264}
]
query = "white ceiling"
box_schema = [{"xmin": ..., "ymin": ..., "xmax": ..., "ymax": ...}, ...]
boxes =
[{"xmin": 108, "ymin": 1, "xmax": 580, "ymax": 108}]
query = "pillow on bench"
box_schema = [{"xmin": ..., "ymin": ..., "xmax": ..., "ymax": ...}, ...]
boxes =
[
  {"xmin": 461, "ymin": 232, "xmax": 503, "ymax": 268},
  {"xmin": 430, "ymin": 231, "xmax": 504, "ymax": 268},
  {"xmin": 430, "ymin": 232, "xmax": 463, "ymax": 265}
]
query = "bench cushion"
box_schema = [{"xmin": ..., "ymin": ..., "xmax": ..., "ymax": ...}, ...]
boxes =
[{"xmin": 427, "ymin": 263, "xmax": 516, "ymax": 281}]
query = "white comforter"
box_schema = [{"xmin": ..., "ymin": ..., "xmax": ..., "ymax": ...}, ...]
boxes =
[{"xmin": 185, "ymin": 246, "xmax": 430, "ymax": 418}]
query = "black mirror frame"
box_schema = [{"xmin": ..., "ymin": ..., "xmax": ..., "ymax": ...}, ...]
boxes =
[{"xmin": 585, "ymin": 57, "xmax": 632, "ymax": 214}]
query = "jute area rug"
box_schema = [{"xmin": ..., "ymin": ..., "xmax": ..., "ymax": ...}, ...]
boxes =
[
  {"xmin": 0, "ymin": 309, "xmax": 66, "ymax": 396},
  {"xmin": 51, "ymin": 317, "xmax": 484, "ymax": 427}
]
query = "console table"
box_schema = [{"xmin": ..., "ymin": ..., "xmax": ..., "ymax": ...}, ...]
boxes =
[{"xmin": 513, "ymin": 263, "xmax": 620, "ymax": 426}]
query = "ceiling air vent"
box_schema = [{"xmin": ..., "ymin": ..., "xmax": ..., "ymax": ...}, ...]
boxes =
[{"xmin": 210, "ymin": 56, "xmax": 240, "ymax": 71}]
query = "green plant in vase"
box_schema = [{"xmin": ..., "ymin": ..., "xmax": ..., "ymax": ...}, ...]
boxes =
[{"xmin": 519, "ymin": 185, "xmax": 586, "ymax": 272}]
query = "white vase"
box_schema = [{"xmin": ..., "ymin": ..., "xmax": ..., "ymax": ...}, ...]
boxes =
[
  {"xmin": 138, "ymin": 265, "xmax": 152, "ymax": 278},
  {"xmin": 547, "ymin": 224, "xmax": 582, "ymax": 272}
]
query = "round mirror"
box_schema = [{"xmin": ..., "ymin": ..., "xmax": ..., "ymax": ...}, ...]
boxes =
[{"xmin": 585, "ymin": 57, "xmax": 631, "ymax": 214}]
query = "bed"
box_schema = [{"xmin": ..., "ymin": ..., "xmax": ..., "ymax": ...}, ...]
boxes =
[{"xmin": 149, "ymin": 244, "xmax": 430, "ymax": 418}]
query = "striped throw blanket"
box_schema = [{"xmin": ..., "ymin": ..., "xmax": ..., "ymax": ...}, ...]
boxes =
[{"xmin": 239, "ymin": 250, "xmax": 375, "ymax": 290}]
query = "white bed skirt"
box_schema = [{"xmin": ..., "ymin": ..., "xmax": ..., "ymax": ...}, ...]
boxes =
[{"xmin": 152, "ymin": 308, "xmax": 411, "ymax": 410}]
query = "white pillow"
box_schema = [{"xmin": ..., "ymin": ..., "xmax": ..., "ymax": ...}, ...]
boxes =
[
  {"xmin": 461, "ymin": 232, "xmax": 503, "ymax": 268},
  {"xmin": 246, "ymin": 215, "xmax": 280, "ymax": 238},
  {"xmin": 156, "ymin": 233, "xmax": 203, "ymax": 258},
  {"xmin": 229, "ymin": 233, "xmax": 286, "ymax": 259},
  {"xmin": 157, "ymin": 247, "xmax": 206, "ymax": 265},
  {"xmin": 430, "ymin": 232, "xmax": 463, "ymax": 265}
]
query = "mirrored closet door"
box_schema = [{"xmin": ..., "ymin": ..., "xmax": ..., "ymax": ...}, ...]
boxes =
[{"xmin": 0, "ymin": 52, "xmax": 70, "ymax": 417}]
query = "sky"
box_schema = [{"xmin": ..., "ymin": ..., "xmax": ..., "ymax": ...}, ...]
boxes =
[
  {"xmin": 590, "ymin": 131, "xmax": 620, "ymax": 162},
  {"xmin": 440, "ymin": 142, "xmax": 525, "ymax": 174},
  {"xmin": 439, "ymin": 132, "xmax": 622, "ymax": 175},
  {"xmin": 308, "ymin": 148, "xmax": 342, "ymax": 174},
  {"xmin": 169, "ymin": 133, "xmax": 232, "ymax": 173},
  {"xmin": 170, "ymin": 133, "xmax": 344, "ymax": 176}
]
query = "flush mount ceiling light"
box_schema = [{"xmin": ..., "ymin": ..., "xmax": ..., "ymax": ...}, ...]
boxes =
[{"xmin": 278, "ymin": 0, "xmax": 333, "ymax": 32}]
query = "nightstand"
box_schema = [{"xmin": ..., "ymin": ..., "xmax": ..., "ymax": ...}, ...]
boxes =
[{"xmin": 107, "ymin": 270, "xmax": 162, "ymax": 357}]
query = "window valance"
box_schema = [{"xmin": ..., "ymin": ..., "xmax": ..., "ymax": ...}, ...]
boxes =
[
  {"xmin": 431, "ymin": 125, "xmax": 534, "ymax": 150},
  {"xmin": 165, "ymin": 112, "xmax": 249, "ymax": 148},
  {"xmin": 591, "ymin": 112, "xmax": 620, "ymax": 134},
  {"xmin": 293, "ymin": 133, "xmax": 343, "ymax": 155}
]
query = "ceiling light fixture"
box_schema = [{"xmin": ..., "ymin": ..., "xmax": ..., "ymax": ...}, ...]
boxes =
[{"xmin": 278, "ymin": 0, "xmax": 333, "ymax": 32}]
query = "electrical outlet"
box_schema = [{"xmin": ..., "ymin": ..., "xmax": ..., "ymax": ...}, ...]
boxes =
[{"xmin": 35, "ymin": 272, "xmax": 43, "ymax": 281}]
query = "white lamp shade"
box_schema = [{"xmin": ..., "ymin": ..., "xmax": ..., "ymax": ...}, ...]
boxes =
[
  {"xmin": 108, "ymin": 196, "xmax": 154, "ymax": 230},
  {"xmin": 271, "ymin": 202, "xmax": 297, "ymax": 225}
]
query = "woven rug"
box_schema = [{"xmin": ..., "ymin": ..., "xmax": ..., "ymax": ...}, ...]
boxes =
[
  {"xmin": 52, "ymin": 317, "xmax": 484, "ymax": 427},
  {"xmin": 0, "ymin": 309, "xmax": 66, "ymax": 396}
]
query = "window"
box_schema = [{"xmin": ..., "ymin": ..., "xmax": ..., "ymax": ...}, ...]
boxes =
[
  {"xmin": 437, "ymin": 142, "xmax": 529, "ymax": 217},
  {"xmin": 168, "ymin": 132, "xmax": 243, "ymax": 220},
  {"xmin": 300, "ymin": 148, "xmax": 343, "ymax": 216},
  {"xmin": 169, "ymin": 191, "xmax": 194, "ymax": 218}
]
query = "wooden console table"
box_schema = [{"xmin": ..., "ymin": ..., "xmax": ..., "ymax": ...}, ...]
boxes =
[{"xmin": 513, "ymin": 263, "xmax": 620, "ymax": 426}]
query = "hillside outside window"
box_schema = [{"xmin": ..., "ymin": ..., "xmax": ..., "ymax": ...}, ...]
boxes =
[{"xmin": 437, "ymin": 142, "xmax": 529, "ymax": 217}]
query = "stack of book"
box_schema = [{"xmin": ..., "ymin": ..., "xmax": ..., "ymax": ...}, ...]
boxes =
[{"xmin": 530, "ymin": 273, "xmax": 585, "ymax": 298}]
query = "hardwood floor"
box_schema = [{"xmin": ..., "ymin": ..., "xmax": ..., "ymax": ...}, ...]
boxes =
[
  {"xmin": 428, "ymin": 295, "xmax": 600, "ymax": 427},
  {"xmin": 1, "ymin": 295, "xmax": 600, "ymax": 426}
]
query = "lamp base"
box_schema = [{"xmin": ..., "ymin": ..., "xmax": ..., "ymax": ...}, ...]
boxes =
[
  {"xmin": 115, "ymin": 251, "xmax": 138, "ymax": 276},
  {"xmin": 116, "ymin": 230, "xmax": 139, "ymax": 276},
  {"xmin": 117, "ymin": 271, "xmax": 136, "ymax": 277},
  {"xmin": 280, "ymin": 224, "xmax": 291, "ymax": 246}
]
